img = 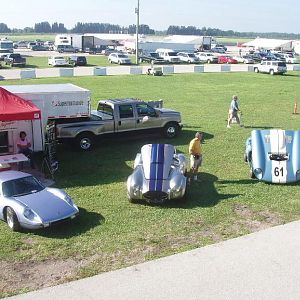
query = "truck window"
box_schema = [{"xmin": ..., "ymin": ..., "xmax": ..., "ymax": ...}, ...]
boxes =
[
  {"xmin": 136, "ymin": 104, "xmax": 156, "ymax": 117},
  {"xmin": 97, "ymin": 103, "xmax": 114, "ymax": 119},
  {"xmin": 119, "ymin": 105, "xmax": 134, "ymax": 119}
]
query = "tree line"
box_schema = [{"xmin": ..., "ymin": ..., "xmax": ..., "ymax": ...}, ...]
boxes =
[{"xmin": 0, "ymin": 22, "xmax": 299, "ymax": 39}]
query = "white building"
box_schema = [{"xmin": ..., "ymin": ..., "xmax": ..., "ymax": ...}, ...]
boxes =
[{"xmin": 243, "ymin": 38, "xmax": 294, "ymax": 51}]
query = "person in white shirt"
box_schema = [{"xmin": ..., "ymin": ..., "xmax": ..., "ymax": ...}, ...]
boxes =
[{"xmin": 16, "ymin": 131, "xmax": 34, "ymax": 169}]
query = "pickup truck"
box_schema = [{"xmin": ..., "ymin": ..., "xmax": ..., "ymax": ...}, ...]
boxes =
[
  {"xmin": 4, "ymin": 53, "xmax": 26, "ymax": 67},
  {"xmin": 56, "ymin": 99, "xmax": 183, "ymax": 151},
  {"xmin": 139, "ymin": 52, "xmax": 165, "ymax": 64}
]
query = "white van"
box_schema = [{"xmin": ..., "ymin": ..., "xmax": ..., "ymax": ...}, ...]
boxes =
[{"xmin": 155, "ymin": 48, "xmax": 181, "ymax": 63}]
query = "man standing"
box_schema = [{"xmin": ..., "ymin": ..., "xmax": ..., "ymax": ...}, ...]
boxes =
[
  {"xmin": 227, "ymin": 95, "xmax": 241, "ymax": 128},
  {"xmin": 189, "ymin": 132, "xmax": 203, "ymax": 181}
]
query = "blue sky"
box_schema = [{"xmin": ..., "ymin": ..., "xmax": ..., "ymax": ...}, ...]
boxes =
[{"xmin": 2, "ymin": 0, "xmax": 299, "ymax": 33}]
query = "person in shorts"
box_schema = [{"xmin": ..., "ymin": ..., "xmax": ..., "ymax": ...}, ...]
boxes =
[
  {"xmin": 227, "ymin": 95, "xmax": 241, "ymax": 128},
  {"xmin": 188, "ymin": 132, "xmax": 203, "ymax": 181},
  {"xmin": 16, "ymin": 131, "xmax": 35, "ymax": 169}
]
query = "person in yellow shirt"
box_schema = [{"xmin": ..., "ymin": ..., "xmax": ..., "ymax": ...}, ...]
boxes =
[{"xmin": 188, "ymin": 132, "xmax": 203, "ymax": 181}]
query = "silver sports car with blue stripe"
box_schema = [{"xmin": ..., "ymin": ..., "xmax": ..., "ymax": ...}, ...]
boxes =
[
  {"xmin": 0, "ymin": 171, "xmax": 79, "ymax": 231},
  {"xmin": 244, "ymin": 129, "xmax": 300, "ymax": 183},
  {"xmin": 127, "ymin": 144, "xmax": 187, "ymax": 203}
]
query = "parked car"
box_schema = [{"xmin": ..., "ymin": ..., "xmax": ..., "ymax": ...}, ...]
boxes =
[
  {"xmin": 195, "ymin": 52, "xmax": 218, "ymax": 63},
  {"xmin": 139, "ymin": 52, "xmax": 165, "ymax": 64},
  {"xmin": 233, "ymin": 55, "xmax": 254, "ymax": 64},
  {"xmin": 4, "ymin": 53, "xmax": 26, "ymax": 67},
  {"xmin": 155, "ymin": 49, "xmax": 181, "ymax": 63},
  {"xmin": 218, "ymin": 56, "xmax": 238, "ymax": 64},
  {"xmin": 31, "ymin": 45, "xmax": 49, "ymax": 51},
  {"xmin": 108, "ymin": 53, "xmax": 132, "ymax": 64},
  {"xmin": 68, "ymin": 55, "xmax": 87, "ymax": 66},
  {"xmin": 253, "ymin": 61, "xmax": 287, "ymax": 75},
  {"xmin": 280, "ymin": 53, "xmax": 297, "ymax": 64},
  {"xmin": 177, "ymin": 52, "xmax": 200, "ymax": 63},
  {"xmin": 48, "ymin": 56, "xmax": 69, "ymax": 67},
  {"xmin": 27, "ymin": 42, "xmax": 37, "ymax": 49},
  {"xmin": 44, "ymin": 41, "xmax": 54, "ymax": 50},
  {"xmin": 86, "ymin": 47, "xmax": 103, "ymax": 54},
  {"xmin": 56, "ymin": 45, "xmax": 77, "ymax": 53},
  {"xmin": 251, "ymin": 52, "xmax": 267, "ymax": 62},
  {"xmin": 127, "ymin": 144, "xmax": 187, "ymax": 204},
  {"xmin": 13, "ymin": 41, "xmax": 28, "ymax": 49},
  {"xmin": 211, "ymin": 46, "xmax": 226, "ymax": 54},
  {"xmin": 103, "ymin": 48, "xmax": 118, "ymax": 56},
  {"xmin": 0, "ymin": 171, "xmax": 79, "ymax": 231},
  {"xmin": 244, "ymin": 130, "xmax": 300, "ymax": 183}
]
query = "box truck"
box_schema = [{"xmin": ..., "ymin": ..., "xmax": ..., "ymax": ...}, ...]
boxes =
[{"xmin": 0, "ymin": 84, "xmax": 91, "ymax": 152}]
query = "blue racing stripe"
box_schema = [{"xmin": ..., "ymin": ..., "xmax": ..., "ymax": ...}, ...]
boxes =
[
  {"xmin": 156, "ymin": 144, "xmax": 165, "ymax": 191},
  {"xmin": 149, "ymin": 144, "xmax": 158, "ymax": 191}
]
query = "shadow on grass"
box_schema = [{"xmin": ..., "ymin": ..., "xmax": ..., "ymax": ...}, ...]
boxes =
[
  {"xmin": 32, "ymin": 207, "xmax": 104, "ymax": 239},
  {"xmin": 243, "ymin": 126, "xmax": 274, "ymax": 129},
  {"xmin": 55, "ymin": 129, "xmax": 214, "ymax": 188}
]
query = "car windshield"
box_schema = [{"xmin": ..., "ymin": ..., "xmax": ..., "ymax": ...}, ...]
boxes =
[
  {"xmin": 278, "ymin": 62, "xmax": 286, "ymax": 67},
  {"xmin": 2, "ymin": 176, "xmax": 44, "ymax": 197},
  {"xmin": 188, "ymin": 54, "xmax": 196, "ymax": 57},
  {"xmin": 150, "ymin": 53, "xmax": 159, "ymax": 58},
  {"xmin": 118, "ymin": 54, "xmax": 128, "ymax": 58},
  {"xmin": 168, "ymin": 52, "xmax": 178, "ymax": 56},
  {"xmin": 55, "ymin": 57, "xmax": 65, "ymax": 59}
]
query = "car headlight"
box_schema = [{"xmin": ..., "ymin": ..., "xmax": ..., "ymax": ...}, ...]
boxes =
[
  {"xmin": 64, "ymin": 194, "xmax": 74, "ymax": 206},
  {"xmin": 254, "ymin": 168, "xmax": 263, "ymax": 180},
  {"xmin": 24, "ymin": 208, "xmax": 39, "ymax": 221}
]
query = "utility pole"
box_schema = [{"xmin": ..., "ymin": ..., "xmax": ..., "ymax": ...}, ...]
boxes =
[{"xmin": 135, "ymin": 0, "xmax": 140, "ymax": 65}]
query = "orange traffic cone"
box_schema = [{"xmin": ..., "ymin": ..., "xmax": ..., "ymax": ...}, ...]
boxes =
[{"xmin": 293, "ymin": 101, "xmax": 299, "ymax": 114}]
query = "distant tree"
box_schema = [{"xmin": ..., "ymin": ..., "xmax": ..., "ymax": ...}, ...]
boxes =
[
  {"xmin": 0, "ymin": 23, "xmax": 11, "ymax": 33},
  {"xmin": 34, "ymin": 22, "xmax": 52, "ymax": 33}
]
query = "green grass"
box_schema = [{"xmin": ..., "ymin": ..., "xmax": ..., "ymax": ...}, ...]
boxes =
[
  {"xmin": 0, "ymin": 72, "xmax": 300, "ymax": 297},
  {"xmin": 3, "ymin": 34, "xmax": 56, "ymax": 42}
]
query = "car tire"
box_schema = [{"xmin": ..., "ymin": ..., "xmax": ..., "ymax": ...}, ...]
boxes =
[
  {"xmin": 250, "ymin": 168, "xmax": 256, "ymax": 179},
  {"xmin": 254, "ymin": 67, "xmax": 259, "ymax": 73},
  {"xmin": 5, "ymin": 207, "xmax": 21, "ymax": 232},
  {"xmin": 76, "ymin": 133, "xmax": 95, "ymax": 151},
  {"xmin": 244, "ymin": 153, "xmax": 248, "ymax": 162},
  {"xmin": 207, "ymin": 60, "xmax": 211, "ymax": 64},
  {"xmin": 163, "ymin": 122, "xmax": 179, "ymax": 138},
  {"xmin": 118, "ymin": 61, "xmax": 121, "ymax": 65},
  {"xmin": 269, "ymin": 69, "xmax": 274, "ymax": 75}
]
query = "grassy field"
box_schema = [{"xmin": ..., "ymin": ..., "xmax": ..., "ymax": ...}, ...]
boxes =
[
  {"xmin": 2, "ymin": 34, "xmax": 56, "ymax": 42},
  {"xmin": 0, "ymin": 72, "xmax": 300, "ymax": 297}
]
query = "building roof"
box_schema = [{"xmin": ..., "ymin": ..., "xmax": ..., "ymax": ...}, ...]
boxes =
[{"xmin": 243, "ymin": 38, "xmax": 293, "ymax": 49}]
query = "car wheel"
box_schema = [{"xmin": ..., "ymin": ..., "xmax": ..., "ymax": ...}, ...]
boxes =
[
  {"xmin": 243, "ymin": 153, "xmax": 248, "ymax": 162},
  {"xmin": 163, "ymin": 122, "xmax": 179, "ymax": 138},
  {"xmin": 250, "ymin": 168, "xmax": 256, "ymax": 179},
  {"xmin": 269, "ymin": 69, "xmax": 274, "ymax": 75},
  {"xmin": 118, "ymin": 61, "xmax": 121, "ymax": 65},
  {"xmin": 254, "ymin": 67, "xmax": 259, "ymax": 73},
  {"xmin": 207, "ymin": 60, "xmax": 211, "ymax": 64},
  {"xmin": 109, "ymin": 60, "xmax": 112, "ymax": 64},
  {"xmin": 76, "ymin": 133, "xmax": 95, "ymax": 151},
  {"xmin": 5, "ymin": 207, "xmax": 20, "ymax": 231}
]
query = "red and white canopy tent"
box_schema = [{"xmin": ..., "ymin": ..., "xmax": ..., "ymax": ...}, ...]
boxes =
[
  {"xmin": 0, "ymin": 87, "xmax": 42, "ymax": 153},
  {"xmin": 0, "ymin": 87, "xmax": 41, "ymax": 121}
]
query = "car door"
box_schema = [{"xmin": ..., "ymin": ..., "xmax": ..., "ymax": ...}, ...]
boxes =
[
  {"xmin": 135, "ymin": 103, "xmax": 161, "ymax": 131},
  {"xmin": 116, "ymin": 104, "xmax": 136, "ymax": 132}
]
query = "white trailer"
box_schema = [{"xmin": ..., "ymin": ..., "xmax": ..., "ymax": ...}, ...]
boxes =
[{"xmin": 0, "ymin": 84, "xmax": 91, "ymax": 152}]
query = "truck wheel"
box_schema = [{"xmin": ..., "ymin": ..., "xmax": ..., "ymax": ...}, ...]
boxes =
[
  {"xmin": 163, "ymin": 122, "xmax": 179, "ymax": 138},
  {"xmin": 269, "ymin": 69, "xmax": 274, "ymax": 75},
  {"xmin": 5, "ymin": 207, "xmax": 21, "ymax": 232},
  {"xmin": 254, "ymin": 67, "xmax": 259, "ymax": 73},
  {"xmin": 76, "ymin": 133, "xmax": 95, "ymax": 151}
]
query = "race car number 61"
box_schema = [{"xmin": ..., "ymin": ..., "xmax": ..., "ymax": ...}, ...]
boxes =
[{"xmin": 274, "ymin": 167, "xmax": 284, "ymax": 177}]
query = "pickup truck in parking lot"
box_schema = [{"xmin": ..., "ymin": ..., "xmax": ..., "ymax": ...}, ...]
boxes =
[
  {"xmin": 4, "ymin": 53, "xmax": 26, "ymax": 67},
  {"xmin": 56, "ymin": 99, "xmax": 183, "ymax": 151}
]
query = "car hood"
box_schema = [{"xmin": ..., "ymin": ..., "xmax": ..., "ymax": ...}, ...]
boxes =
[
  {"xmin": 13, "ymin": 188, "xmax": 77, "ymax": 222},
  {"xmin": 156, "ymin": 108, "xmax": 181, "ymax": 116},
  {"xmin": 141, "ymin": 144, "xmax": 174, "ymax": 182}
]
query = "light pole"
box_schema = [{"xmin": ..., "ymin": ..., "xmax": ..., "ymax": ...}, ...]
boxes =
[{"xmin": 135, "ymin": 0, "xmax": 140, "ymax": 65}]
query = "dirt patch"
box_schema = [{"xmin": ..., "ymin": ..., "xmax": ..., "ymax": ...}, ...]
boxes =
[
  {"xmin": 233, "ymin": 203, "xmax": 282, "ymax": 232},
  {"xmin": 0, "ymin": 258, "xmax": 79, "ymax": 296}
]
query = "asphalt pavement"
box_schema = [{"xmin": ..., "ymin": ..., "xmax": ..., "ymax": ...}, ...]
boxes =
[{"xmin": 6, "ymin": 220, "xmax": 300, "ymax": 300}]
